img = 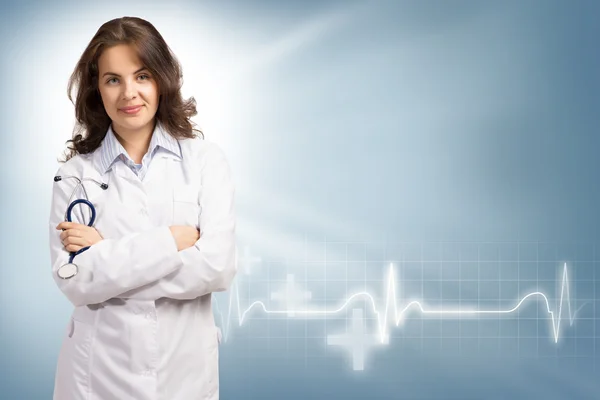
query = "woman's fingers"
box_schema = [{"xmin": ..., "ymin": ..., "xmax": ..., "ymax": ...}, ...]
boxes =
[
  {"xmin": 65, "ymin": 244, "xmax": 84, "ymax": 252},
  {"xmin": 58, "ymin": 224, "xmax": 103, "ymax": 251},
  {"xmin": 63, "ymin": 235, "xmax": 89, "ymax": 252},
  {"xmin": 60, "ymin": 228, "xmax": 82, "ymax": 242}
]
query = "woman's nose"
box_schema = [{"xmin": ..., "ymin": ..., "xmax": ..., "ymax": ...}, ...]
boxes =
[{"xmin": 122, "ymin": 80, "xmax": 137, "ymax": 99}]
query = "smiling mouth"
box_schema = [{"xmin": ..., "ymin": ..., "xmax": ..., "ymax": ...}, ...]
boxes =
[{"xmin": 119, "ymin": 105, "xmax": 143, "ymax": 114}]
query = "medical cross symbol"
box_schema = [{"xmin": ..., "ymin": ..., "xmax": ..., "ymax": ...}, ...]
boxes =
[
  {"xmin": 239, "ymin": 245, "xmax": 262, "ymax": 275},
  {"xmin": 327, "ymin": 308, "xmax": 387, "ymax": 371},
  {"xmin": 270, "ymin": 274, "xmax": 312, "ymax": 317}
]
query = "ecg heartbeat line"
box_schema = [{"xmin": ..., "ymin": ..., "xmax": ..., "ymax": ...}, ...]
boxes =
[{"xmin": 214, "ymin": 263, "xmax": 584, "ymax": 346}]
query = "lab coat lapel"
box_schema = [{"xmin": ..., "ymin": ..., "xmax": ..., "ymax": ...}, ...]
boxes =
[
  {"xmin": 143, "ymin": 154, "xmax": 174, "ymax": 184},
  {"xmin": 112, "ymin": 161, "xmax": 140, "ymax": 183}
]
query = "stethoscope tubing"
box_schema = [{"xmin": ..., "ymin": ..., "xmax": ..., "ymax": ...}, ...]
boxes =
[
  {"xmin": 65, "ymin": 198, "xmax": 96, "ymax": 263},
  {"xmin": 55, "ymin": 175, "xmax": 108, "ymax": 264}
]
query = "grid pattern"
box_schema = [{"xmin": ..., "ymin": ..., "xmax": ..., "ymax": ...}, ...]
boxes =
[{"xmin": 215, "ymin": 239, "xmax": 599, "ymax": 371}]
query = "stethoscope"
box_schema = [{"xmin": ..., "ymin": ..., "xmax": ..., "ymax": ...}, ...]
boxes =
[{"xmin": 53, "ymin": 174, "xmax": 109, "ymax": 279}]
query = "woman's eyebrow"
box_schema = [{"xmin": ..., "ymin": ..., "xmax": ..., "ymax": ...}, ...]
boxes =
[{"xmin": 102, "ymin": 67, "xmax": 148, "ymax": 78}]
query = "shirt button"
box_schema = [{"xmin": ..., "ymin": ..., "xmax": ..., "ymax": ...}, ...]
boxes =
[{"xmin": 139, "ymin": 207, "xmax": 148, "ymax": 216}]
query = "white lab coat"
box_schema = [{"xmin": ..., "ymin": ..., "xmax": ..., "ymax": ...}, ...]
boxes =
[{"xmin": 49, "ymin": 134, "xmax": 236, "ymax": 400}]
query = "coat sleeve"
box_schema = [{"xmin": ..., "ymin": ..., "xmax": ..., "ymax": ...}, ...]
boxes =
[
  {"xmin": 49, "ymin": 165, "xmax": 185, "ymax": 307},
  {"xmin": 117, "ymin": 142, "xmax": 237, "ymax": 301}
]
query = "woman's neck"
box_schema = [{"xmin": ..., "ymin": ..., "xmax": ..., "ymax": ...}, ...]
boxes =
[{"xmin": 112, "ymin": 120, "xmax": 155, "ymax": 164}]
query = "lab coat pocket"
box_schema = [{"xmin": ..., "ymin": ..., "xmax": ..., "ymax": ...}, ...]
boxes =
[
  {"xmin": 55, "ymin": 317, "xmax": 95, "ymax": 397},
  {"xmin": 172, "ymin": 184, "xmax": 202, "ymax": 227}
]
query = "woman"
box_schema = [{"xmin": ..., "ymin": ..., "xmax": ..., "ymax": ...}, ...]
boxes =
[{"xmin": 49, "ymin": 16, "xmax": 236, "ymax": 399}]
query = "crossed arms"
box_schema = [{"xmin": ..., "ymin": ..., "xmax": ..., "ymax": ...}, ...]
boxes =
[{"xmin": 49, "ymin": 143, "xmax": 237, "ymax": 307}]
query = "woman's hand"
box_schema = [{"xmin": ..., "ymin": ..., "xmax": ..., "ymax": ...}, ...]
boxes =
[
  {"xmin": 56, "ymin": 222, "xmax": 104, "ymax": 252},
  {"xmin": 169, "ymin": 225, "xmax": 200, "ymax": 251}
]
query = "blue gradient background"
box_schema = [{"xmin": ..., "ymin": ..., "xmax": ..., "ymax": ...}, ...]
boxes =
[{"xmin": 1, "ymin": 0, "xmax": 599, "ymax": 399}]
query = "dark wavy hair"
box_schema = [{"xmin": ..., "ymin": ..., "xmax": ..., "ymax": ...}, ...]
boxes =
[{"xmin": 61, "ymin": 16, "xmax": 203, "ymax": 162}]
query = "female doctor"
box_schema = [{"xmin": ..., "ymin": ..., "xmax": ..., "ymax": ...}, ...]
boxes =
[{"xmin": 49, "ymin": 16, "xmax": 236, "ymax": 400}]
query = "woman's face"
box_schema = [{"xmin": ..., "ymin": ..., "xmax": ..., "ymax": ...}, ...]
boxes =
[{"xmin": 97, "ymin": 44, "xmax": 159, "ymax": 133}]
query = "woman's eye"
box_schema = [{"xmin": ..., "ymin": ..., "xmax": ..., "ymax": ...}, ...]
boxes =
[{"xmin": 106, "ymin": 74, "xmax": 150, "ymax": 85}]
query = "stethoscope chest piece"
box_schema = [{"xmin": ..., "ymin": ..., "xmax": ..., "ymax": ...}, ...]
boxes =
[{"xmin": 57, "ymin": 263, "xmax": 78, "ymax": 279}]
